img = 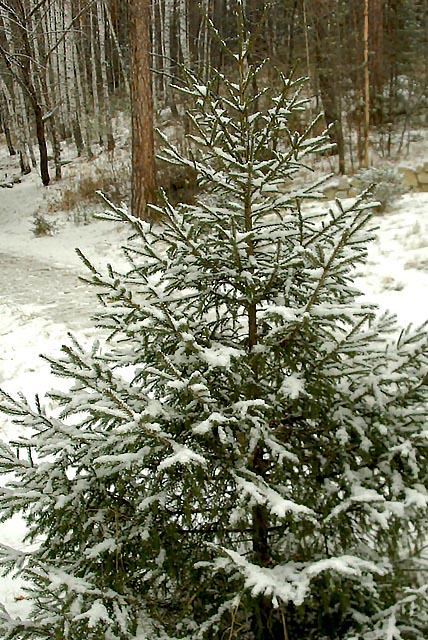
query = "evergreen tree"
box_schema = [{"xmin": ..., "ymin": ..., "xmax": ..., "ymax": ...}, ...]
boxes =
[{"xmin": 0, "ymin": 7, "xmax": 427, "ymax": 639}]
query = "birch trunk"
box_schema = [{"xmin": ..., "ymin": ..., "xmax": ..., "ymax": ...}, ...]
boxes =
[
  {"xmin": 31, "ymin": 1, "xmax": 62, "ymax": 181},
  {"xmin": 41, "ymin": 2, "xmax": 63, "ymax": 179},
  {"xmin": 163, "ymin": 0, "xmax": 174, "ymax": 105},
  {"xmin": 97, "ymin": 0, "xmax": 115, "ymax": 151},
  {"xmin": 60, "ymin": 0, "xmax": 72, "ymax": 137},
  {"xmin": 1, "ymin": 12, "xmax": 36, "ymax": 169},
  {"xmin": 0, "ymin": 90, "xmax": 16, "ymax": 156},
  {"xmin": 0, "ymin": 78, "xmax": 30, "ymax": 173},
  {"xmin": 64, "ymin": 0, "xmax": 84, "ymax": 155},
  {"xmin": 178, "ymin": 0, "xmax": 190, "ymax": 68},
  {"xmin": 90, "ymin": 8, "xmax": 103, "ymax": 145},
  {"xmin": 51, "ymin": 0, "xmax": 67, "ymax": 137}
]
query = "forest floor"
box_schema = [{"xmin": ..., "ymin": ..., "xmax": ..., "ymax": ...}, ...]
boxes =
[{"xmin": 0, "ymin": 142, "xmax": 427, "ymax": 618}]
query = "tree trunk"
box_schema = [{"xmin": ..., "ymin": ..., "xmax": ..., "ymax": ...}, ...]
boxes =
[
  {"xmin": 63, "ymin": 0, "xmax": 84, "ymax": 155},
  {"xmin": 0, "ymin": 78, "xmax": 30, "ymax": 173},
  {"xmin": 129, "ymin": 0, "xmax": 157, "ymax": 219},
  {"xmin": 363, "ymin": 0, "xmax": 370, "ymax": 167},
  {"xmin": 242, "ymin": 163, "xmax": 284, "ymax": 640},
  {"xmin": 287, "ymin": 0, "xmax": 299, "ymax": 77},
  {"xmin": 40, "ymin": 1, "xmax": 63, "ymax": 180},
  {"xmin": 1, "ymin": 5, "xmax": 50, "ymax": 184},
  {"xmin": 163, "ymin": 0, "xmax": 175, "ymax": 105},
  {"xmin": 178, "ymin": 0, "xmax": 191, "ymax": 68},
  {"xmin": 90, "ymin": 8, "xmax": 103, "ymax": 146},
  {"xmin": 0, "ymin": 92, "xmax": 16, "ymax": 156},
  {"xmin": 74, "ymin": 32, "xmax": 94, "ymax": 159},
  {"xmin": 52, "ymin": 0, "xmax": 67, "ymax": 138},
  {"xmin": 34, "ymin": 101, "xmax": 50, "ymax": 185},
  {"xmin": 103, "ymin": 0, "xmax": 130, "ymax": 95},
  {"xmin": 97, "ymin": 0, "xmax": 115, "ymax": 152}
]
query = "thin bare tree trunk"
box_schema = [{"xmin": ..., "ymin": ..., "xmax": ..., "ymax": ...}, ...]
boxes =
[
  {"xmin": 73, "ymin": 20, "xmax": 93, "ymax": 159},
  {"xmin": 31, "ymin": 0, "xmax": 63, "ymax": 181},
  {"xmin": 97, "ymin": 0, "xmax": 115, "ymax": 151},
  {"xmin": 129, "ymin": 0, "xmax": 157, "ymax": 219},
  {"xmin": 1, "ymin": 7, "xmax": 49, "ymax": 182},
  {"xmin": 0, "ymin": 78, "xmax": 30, "ymax": 173},
  {"xmin": 90, "ymin": 8, "xmax": 103, "ymax": 146},
  {"xmin": 163, "ymin": 0, "xmax": 174, "ymax": 106},
  {"xmin": 202, "ymin": 0, "xmax": 211, "ymax": 82},
  {"xmin": 2, "ymin": 12, "xmax": 36, "ymax": 168},
  {"xmin": 60, "ymin": 0, "xmax": 72, "ymax": 137},
  {"xmin": 0, "ymin": 91, "xmax": 15, "ymax": 156},
  {"xmin": 51, "ymin": 0, "xmax": 67, "ymax": 137},
  {"xmin": 303, "ymin": 0, "xmax": 312, "ymax": 88},
  {"xmin": 311, "ymin": 0, "xmax": 346, "ymax": 174},
  {"xmin": 63, "ymin": 0, "xmax": 84, "ymax": 154},
  {"xmin": 103, "ymin": 0, "xmax": 130, "ymax": 95},
  {"xmin": 40, "ymin": 2, "xmax": 63, "ymax": 179}
]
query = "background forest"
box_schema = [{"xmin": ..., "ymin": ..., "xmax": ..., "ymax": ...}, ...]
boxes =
[{"xmin": 0, "ymin": 0, "xmax": 427, "ymax": 192}]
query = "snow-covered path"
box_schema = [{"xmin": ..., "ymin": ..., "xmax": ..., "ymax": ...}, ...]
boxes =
[
  {"xmin": 0, "ymin": 171, "xmax": 103, "ymax": 617},
  {"xmin": 0, "ymin": 251, "xmax": 94, "ymax": 328}
]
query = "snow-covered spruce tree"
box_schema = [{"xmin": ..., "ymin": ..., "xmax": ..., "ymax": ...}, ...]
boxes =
[{"xmin": 0, "ymin": 11, "xmax": 427, "ymax": 640}]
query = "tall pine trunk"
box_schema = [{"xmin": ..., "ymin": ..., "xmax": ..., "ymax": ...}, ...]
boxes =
[
  {"xmin": 363, "ymin": 0, "xmax": 370, "ymax": 167},
  {"xmin": 129, "ymin": 0, "xmax": 157, "ymax": 219}
]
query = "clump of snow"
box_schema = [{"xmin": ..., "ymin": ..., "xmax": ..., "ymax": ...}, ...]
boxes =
[
  {"xmin": 280, "ymin": 373, "xmax": 305, "ymax": 399},
  {"xmin": 201, "ymin": 345, "xmax": 242, "ymax": 368},
  {"xmin": 158, "ymin": 445, "xmax": 206, "ymax": 471}
]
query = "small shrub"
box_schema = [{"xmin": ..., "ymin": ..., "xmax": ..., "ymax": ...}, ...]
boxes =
[
  {"xmin": 32, "ymin": 213, "xmax": 57, "ymax": 237},
  {"xmin": 355, "ymin": 166, "xmax": 405, "ymax": 212}
]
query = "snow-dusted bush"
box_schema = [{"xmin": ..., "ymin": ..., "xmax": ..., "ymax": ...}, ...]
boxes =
[
  {"xmin": 31, "ymin": 213, "xmax": 57, "ymax": 237},
  {"xmin": 354, "ymin": 167, "xmax": 405, "ymax": 212},
  {"xmin": 0, "ymin": 10, "xmax": 427, "ymax": 640}
]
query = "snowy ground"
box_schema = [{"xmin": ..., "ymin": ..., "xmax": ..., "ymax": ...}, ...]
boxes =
[
  {"xmin": 0, "ymin": 152, "xmax": 129, "ymax": 615},
  {"xmin": 0, "ymin": 146, "xmax": 427, "ymax": 617}
]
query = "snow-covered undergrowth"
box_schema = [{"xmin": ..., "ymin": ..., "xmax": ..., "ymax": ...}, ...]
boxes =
[{"xmin": 358, "ymin": 192, "xmax": 428, "ymax": 325}]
